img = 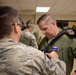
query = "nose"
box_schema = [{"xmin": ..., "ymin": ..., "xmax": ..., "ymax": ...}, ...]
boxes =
[{"xmin": 42, "ymin": 30, "xmax": 46, "ymax": 34}]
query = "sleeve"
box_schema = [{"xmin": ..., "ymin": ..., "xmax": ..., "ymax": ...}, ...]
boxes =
[
  {"xmin": 32, "ymin": 53, "xmax": 66, "ymax": 75},
  {"xmin": 9, "ymin": 45, "xmax": 66, "ymax": 75},
  {"xmin": 50, "ymin": 58, "xmax": 66, "ymax": 75}
]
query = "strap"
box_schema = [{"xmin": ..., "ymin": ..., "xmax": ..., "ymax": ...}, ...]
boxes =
[{"xmin": 42, "ymin": 26, "xmax": 76, "ymax": 53}]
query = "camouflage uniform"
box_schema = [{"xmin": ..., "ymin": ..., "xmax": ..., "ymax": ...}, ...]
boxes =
[
  {"xmin": 0, "ymin": 38, "xmax": 66, "ymax": 75},
  {"xmin": 39, "ymin": 28, "xmax": 76, "ymax": 75},
  {"xmin": 20, "ymin": 29, "xmax": 38, "ymax": 49},
  {"xmin": 32, "ymin": 26, "xmax": 39, "ymax": 42}
]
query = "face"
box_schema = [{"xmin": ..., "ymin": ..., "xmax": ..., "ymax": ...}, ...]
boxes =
[
  {"xmin": 18, "ymin": 20, "xmax": 22, "ymax": 38},
  {"xmin": 15, "ymin": 19, "xmax": 22, "ymax": 41},
  {"xmin": 30, "ymin": 24, "xmax": 35, "ymax": 32},
  {"xmin": 38, "ymin": 20, "xmax": 56, "ymax": 39},
  {"xmin": 11, "ymin": 18, "xmax": 22, "ymax": 41}
]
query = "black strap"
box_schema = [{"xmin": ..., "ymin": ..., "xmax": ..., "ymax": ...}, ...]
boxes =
[{"xmin": 41, "ymin": 26, "xmax": 76, "ymax": 53}]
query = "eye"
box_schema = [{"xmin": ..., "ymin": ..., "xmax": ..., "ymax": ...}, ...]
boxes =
[{"xmin": 43, "ymin": 28, "xmax": 47, "ymax": 31}]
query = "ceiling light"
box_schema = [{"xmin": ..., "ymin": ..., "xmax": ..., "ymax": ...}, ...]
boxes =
[{"xmin": 36, "ymin": 7, "xmax": 50, "ymax": 12}]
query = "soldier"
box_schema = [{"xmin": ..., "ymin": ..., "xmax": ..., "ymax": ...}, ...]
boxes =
[
  {"xmin": 32, "ymin": 25, "xmax": 39, "ymax": 42},
  {"xmin": 0, "ymin": 6, "xmax": 66, "ymax": 75},
  {"xmin": 37, "ymin": 14, "xmax": 76, "ymax": 75},
  {"xmin": 20, "ymin": 20, "xmax": 38, "ymax": 49}
]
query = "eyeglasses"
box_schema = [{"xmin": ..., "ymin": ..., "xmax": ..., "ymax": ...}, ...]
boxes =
[
  {"xmin": 12, "ymin": 23, "xmax": 22, "ymax": 29},
  {"xmin": 17, "ymin": 23, "xmax": 22, "ymax": 28}
]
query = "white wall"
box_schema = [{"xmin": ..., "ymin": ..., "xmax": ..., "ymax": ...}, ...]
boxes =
[
  {"xmin": 20, "ymin": 15, "xmax": 35, "ymax": 24},
  {"xmin": 54, "ymin": 15, "xmax": 76, "ymax": 20}
]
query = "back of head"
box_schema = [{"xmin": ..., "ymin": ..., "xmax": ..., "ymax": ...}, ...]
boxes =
[
  {"xmin": 26, "ymin": 20, "xmax": 34, "ymax": 28},
  {"xmin": 37, "ymin": 14, "xmax": 56, "ymax": 25},
  {"xmin": 19, "ymin": 17, "xmax": 25, "ymax": 31},
  {"xmin": 0, "ymin": 6, "xmax": 19, "ymax": 38}
]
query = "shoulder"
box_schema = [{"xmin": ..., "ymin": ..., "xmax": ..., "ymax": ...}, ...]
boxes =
[
  {"xmin": 41, "ymin": 37, "xmax": 48, "ymax": 43},
  {"xmin": 22, "ymin": 30, "xmax": 30, "ymax": 35},
  {"xmin": 39, "ymin": 37, "xmax": 48, "ymax": 45},
  {"xmin": 28, "ymin": 33, "xmax": 36, "ymax": 39},
  {"xmin": 16, "ymin": 42, "xmax": 43, "ymax": 56},
  {"xmin": 71, "ymin": 38, "xmax": 76, "ymax": 46},
  {"xmin": 59, "ymin": 33, "xmax": 73, "ymax": 42},
  {"xmin": 21, "ymin": 31, "xmax": 32, "ymax": 39}
]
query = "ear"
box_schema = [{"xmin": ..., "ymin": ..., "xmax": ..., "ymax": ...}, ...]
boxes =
[
  {"xmin": 14, "ymin": 23, "xmax": 19, "ymax": 33},
  {"xmin": 52, "ymin": 21, "xmax": 55, "ymax": 25},
  {"xmin": 52, "ymin": 21, "xmax": 56, "ymax": 27}
]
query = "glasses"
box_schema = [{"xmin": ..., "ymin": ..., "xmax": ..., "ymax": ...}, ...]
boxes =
[
  {"xmin": 12, "ymin": 23, "xmax": 22, "ymax": 29},
  {"xmin": 17, "ymin": 23, "xmax": 22, "ymax": 28}
]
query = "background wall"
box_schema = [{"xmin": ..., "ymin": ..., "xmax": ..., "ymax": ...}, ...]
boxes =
[{"xmin": 20, "ymin": 15, "xmax": 35, "ymax": 23}]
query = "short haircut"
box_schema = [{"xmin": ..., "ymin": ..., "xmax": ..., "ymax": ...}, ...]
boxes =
[
  {"xmin": 37, "ymin": 14, "xmax": 56, "ymax": 25},
  {"xmin": 0, "ymin": 6, "xmax": 19, "ymax": 38},
  {"xmin": 26, "ymin": 20, "xmax": 34, "ymax": 28},
  {"xmin": 19, "ymin": 17, "xmax": 25, "ymax": 30}
]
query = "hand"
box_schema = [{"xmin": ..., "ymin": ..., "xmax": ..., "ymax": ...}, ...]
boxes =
[
  {"xmin": 71, "ymin": 70, "xmax": 76, "ymax": 75},
  {"xmin": 71, "ymin": 72, "xmax": 76, "ymax": 75},
  {"xmin": 45, "ymin": 51, "xmax": 58, "ymax": 58}
]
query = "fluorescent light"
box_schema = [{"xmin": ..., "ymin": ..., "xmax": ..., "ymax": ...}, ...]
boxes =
[{"xmin": 36, "ymin": 7, "xmax": 50, "ymax": 12}]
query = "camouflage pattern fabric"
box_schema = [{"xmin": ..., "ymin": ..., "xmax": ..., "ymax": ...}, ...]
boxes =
[
  {"xmin": 32, "ymin": 26, "xmax": 39, "ymax": 42},
  {"xmin": 20, "ymin": 29, "xmax": 38, "ymax": 49},
  {"xmin": 0, "ymin": 38, "xmax": 66, "ymax": 75}
]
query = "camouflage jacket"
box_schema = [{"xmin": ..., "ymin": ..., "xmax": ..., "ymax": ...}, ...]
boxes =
[
  {"xmin": 0, "ymin": 38, "xmax": 66, "ymax": 75},
  {"xmin": 20, "ymin": 29, "xmax": 38, "ymax": 49}
]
